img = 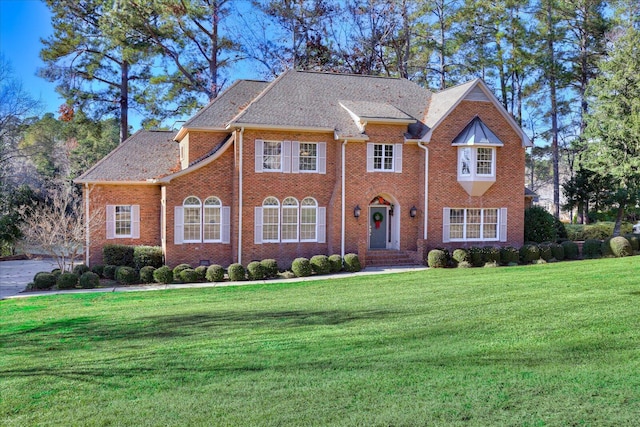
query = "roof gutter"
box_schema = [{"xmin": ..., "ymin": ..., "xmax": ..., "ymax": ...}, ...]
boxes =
[
  {"xmin": 341, "ymin": 139, "xmax": 347, "ymax": 258},
  {"xmin": 237, "ymin": 127, "xmax": 245, "ymax": 264}
]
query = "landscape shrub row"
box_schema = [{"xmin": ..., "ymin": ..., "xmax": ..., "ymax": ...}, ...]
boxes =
[{"xmin": 427, "ymin": 234, "xmax": 640, "ymax": 269}]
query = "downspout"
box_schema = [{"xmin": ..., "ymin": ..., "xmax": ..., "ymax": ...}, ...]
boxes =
[
  {"xmin": 85, "ymin": 183, "xmax": 90, "ymax": 266},
  {"xmin": 341, "ymin": 139, "xmax": 348, "ymax": 258},
  {"xmin": 418, "ymin": 142, "xmax": 429, "ymax": 240},
  {"xmin": 238, "ymin": 127, "xmax": 245, "ymax": 264}
]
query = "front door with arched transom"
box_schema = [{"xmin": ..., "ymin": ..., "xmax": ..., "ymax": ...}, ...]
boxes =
[{"xmin": 369, "ymin": 196, "xmax": 394, "ymax": 249}]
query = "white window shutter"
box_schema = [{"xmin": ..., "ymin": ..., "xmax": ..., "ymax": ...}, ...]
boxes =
[
  {"xmin": 283, "ymin": 140, "xmax": 292, "ymax": 173},
  {"xmin": 254, "ymin": 207, "xmax": 263, "ymax": 244},
  {"xmin": 318, "ymin": 142, "xmax": 326, "ymax": 174},
  {"xmin": 442, "ymin": 208, "xmax": 451, "ymax": 243},
  {"xmin": 500, "ymin": 208, "xmax": 508, "ymax": 242},
  {"xmin": 106, "ymin": 205, "xmax": 115, "ymax": 239},
  {"xmin": 291, "ymin": 141, "xmax": 300, "ymax": 173},
  {"xmin": 394, "ymin": 143, "xmax": 403, "ymax": 173},
  {"xmin": 174, "ymin": 206, "xmax": 184, "ymax": 245},
  {"xmin": 255, "ymin": 139, "xmax": 264, "ymax": 173},
  {"xmin": 221, "ymin": 206, "xmax": 231, "ymax": 244},
  {"xmin": 366, "ymin": 143, "xmax": 375, "ymax": 172},
  {"xmin": 131, "ymin": 205, "xmax": 140, "ymax": 239},
  {"xmin": 317, "ymin": 207, "xmax": 326, "ymax": 243}
]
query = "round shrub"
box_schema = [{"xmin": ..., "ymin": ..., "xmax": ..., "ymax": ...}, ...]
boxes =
[
  {"xmin": 153, "ymin": 266, "xmax": 173, "ymax": 284},
  {"xmin": 624, "ymin": 234, "xmax": 640, "ymax": 252},
  {"xmin": 91, "ymin": 264, "xmax": 105, "ymax": 277},
  {"xmin": 457, "ymin": 261, "xmax": 472, "ymax": 268},
  {"xmin": 328, "ymin": 254, "xmax": 343, "ymax": 273},
  {"xmin": 139, "ymin": 266, "xmax": 156, "ymax": 284},
  {"xmin": 500, "ymin": 247, "xmax": 520, "ymax": 265},
  {"xmin": 227, "ymin": 263, "xmax": 246, "ymax": 281},
  {"xmin": 609, "ymin": 236, "xmax": 632, "ymax": 257},
  {"xmin": 57, "ymin": 272, "xmax": 79, "ymax": 290},
  {"xmin": 601, "ymin": 238, "xmax": 615, "ymax": 258},
  {"xmin": 73, "ymin": 264, "xmax": 89, "ymax": 276},
  {"xmin": 205, "ymin": 264, "xmax": 225, "ymax": 282},
  {"xmin": 483, "ymin": 246, "xmax": 501, "ymax": 264},
  {"xmin": 172, "ymin": 264, "xmax": 192, "ymax": 281},
  {"xmin": 33, "ymin": 272, "xmax": 57, "ymax": 290},
  {"xmin": 550, "ymin": 243, "xmax": 565, "ymax": 261},
  {"xmin": 582, "ymin": 239, "xmax": 602, "ymax": 259},
  {"xmin": 115, "ymin": 266, "xmax": 138, "ymax": 285},
  {"xmin": 195, "ymin": 265, "xmax": 208, "ymax": 281},
  {"xmin": 102, "ymin": 244, "xmax": 135, "ymax": 267},
  {"xmin": 179, "ymin": 268, "xmax": 200, "ymax": 283},
  {"xmin": 103, "ymin": 265, "xmax": 117, "ymax": 280},
  {"xmin": 561, "ymin": 241, "xmax": 579, "ymax": 260},
  {"xmin": 79, "ymin": 271, "xmax": 100, "ymax": 289},
  {"xmin": 260, "ymin": 259, "xmax": 279, "ymax": 278},
  {"xmin": 427, "ymin": 249, "xmax": 448, "ymax": 268},
  {"xmin": 133, "ymin": 246, "xmax": 163, "ymax": 269},
  {"xmin": 524, "ymin": 206, "xmax": 557, "ymax": 243},
  {"xmin": 310, "ymin": 255, "xmax": 331, "ymax": 275},
  {"xmin": 51, "ymin": 269, "xmax": 62, "ymax": 280},
  {"xmin": 452, "ymin": 248, "xmax": 469, "ymax": 265},
  {"xmin": 519, "ymin": 244, "xmax": 540, "ymax": 264},
  {"xmin": 468, "ymin": 247, "xmax": 484, "ymax": 267},
  {"xmin": 247, "ymin": 261, "xmax": 266, "ymax": 280},
  {"xmin": 538, "ymin": 244, "xmax": 553, "ymax": 261},
  {"xmin": 343, "ymin": 253, "xmax": 362, "ymax": 272},
  {"xmin": 291, "ymin": 257, "xmax": 312, "ymax": 277}
]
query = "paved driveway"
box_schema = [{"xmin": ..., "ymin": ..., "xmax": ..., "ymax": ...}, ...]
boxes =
[{"xmin": 0, "ymin": 259, "xmax": 59, "ymax": 299}]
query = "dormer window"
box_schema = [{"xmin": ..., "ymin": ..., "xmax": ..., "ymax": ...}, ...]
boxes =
[{"xmin": 452, "ymin": 117, "xmax": 502, "ymax": 196}]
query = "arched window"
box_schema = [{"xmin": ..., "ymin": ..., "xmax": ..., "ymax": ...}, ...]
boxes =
[
  {"xmin": 183, "ymin": 196, "xmax": 201, "ymax": 242},
  {"xmin": 281, "ymin": 197, "xmax": 299, "ymax": 241},
  {"xmin": 203, "ymin": 197, "xmax": 222, "ymax": 242},
  {"xmin": 262, "ymin": 197, "xmax": 280, "ymax": 242},
  {"xmin": 300, "ymin": 197, "xmax": 317, "ymax": 241}
]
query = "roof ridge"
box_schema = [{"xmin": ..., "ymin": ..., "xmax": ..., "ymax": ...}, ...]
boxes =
[
  {"xmin": 228, "ymin": 69, "xmax": 293, "ymax": 126},
  {"xmin": 434, "ymin": 78, "xmax": 480, "ymax": 94},
  {"xmin": 183, "ymin": 79, "xmax": 246, "ymax": 128}
]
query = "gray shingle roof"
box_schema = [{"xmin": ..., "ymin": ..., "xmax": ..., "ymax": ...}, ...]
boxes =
[
  {"xmin": 452, "ymin": 116, "xmax": 504, "ymax": 146},
  {"xmin": 231, "ymin": 71, "xmax": 432, "ymax": 138},
  {"xmin": 339, "ymin": 100, "xmax": 413, "ymax": 121},
  {"xmin": 184, "ymin": 80, "xmax": 270, "ymax": 129},
  {"xmin": 75, "ymin": 130, "xmax": 179, "ymax": 183},
  {"xmin": 423, "ymin": 79, "xmax": 478, "ymax": 129}
]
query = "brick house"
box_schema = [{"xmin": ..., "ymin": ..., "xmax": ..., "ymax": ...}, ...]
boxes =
[{"xmin": 75, "ymin": 70, "xmax": 531, "ymax": 268}]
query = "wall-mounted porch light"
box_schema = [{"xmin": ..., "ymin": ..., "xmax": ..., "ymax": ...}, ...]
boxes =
[
  {"xmin": 354, "ymin": 205, "xmax": 361, "ymax": 218},
  {"xmin": 410, "ymin": 206, "xmax": 417, "ymax": 218}
]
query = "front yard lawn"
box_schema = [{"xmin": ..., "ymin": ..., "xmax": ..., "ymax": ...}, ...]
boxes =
[{"xmin": 2, "ymin": 257, "xmax": 639, "ymax": 426}]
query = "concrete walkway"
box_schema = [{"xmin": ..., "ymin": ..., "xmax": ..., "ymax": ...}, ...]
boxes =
[{"xmin": 1, "ymin": 261, "xmax": 427, "ymax": 300}]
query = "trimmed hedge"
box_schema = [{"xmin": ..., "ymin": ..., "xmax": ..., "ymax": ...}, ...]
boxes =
[
  {"xmin": 172, "ymin": 264, "xmax": 192, "ymax": 281},
  {"xmin": 133, "ymin": 246, "xmax": 163, "ymax": 269},
  {"xmin": 524, "ymin": 206, "xmax": 557, "ymax": 243},
  {"xmin": 153, "ymin": 266, "xmax": 173, "ymax": 284},
  {"xmin": 247, "ymin": 261, "xmax": 266, "ymax": 280},
  {"xmin": 561, "ymin": 241, "xmax": 579, "ymax": 260},
  {"xmin": 72, "ymin": 264, "xmax": 89, "ymax": 276},
  {"xmin": 205, "ymin": 265, "xmax": 225, "ymax": 282},
  {"xmin": 103, "ymin": 244, "xmax": 134, "ymax": 267},
  {"xmin": 483, "ymin": 246, "xmax": 501, "ymax": 264},
  {"xmin": 227, "ymin": 263, "xmax": 246, "ymax": 281},
  {"xmin": 538, "ymin": 244, "xmax": 553, "ymax": 261},
  {"xmin": 91, "ymin": 265, "xmax": 105, "ymax": 277},
  {"xmin": 260, "ymin": 259, "xmax": 279, "ymax": 278},
  {"xmin": 601, "ymin": 238, "xmax": 615, "ymax": 258},
  {"xmin": 115, "ymin": 266, "xmax": 138, "ymax": 285},
  {"xmin": 582, "ymin": 239, "xmax": 602, "ymax": 259},
  {"xmin": 179, "ymin": 268, "xmax": 200, "ymax": 283},
  {"xmin": 343, "ymin": 253, "xmax": 361, "ymax": 272},
  {"xmin": 195, "ymin": 266, "xmax": 208, "ymax": 281},
  {"xmin": 550, "ymin": 243, "xmax": 565, "ymax": 261},
  {"xmin": 103, "ymin": 265, "xmax": 117, "ymax": 280},
  {"xmin": 328, "ymin": 254, "xmax": 343, "ymax": 273},
  {"xmin": 310, "ymin": 255, "xmax": 331, "ymax": 275},
  {"xmin": 609, "ymin": 236, "xmax": 632, "ymax": 257},
  {"xmin": 624, "ymin": 234, "xmax": 640, "ymax": 252},
  {"xmin": 500, "ymin": 247, "xmax": 519, "ymax": 265},
  {"xmin": 33, "ymin": 272, "xmax": 57, "ymax": 290},
  {"xmin": 452, "ymin": 248, "xmax": 469, "ymax": 265},
  {"xmin": 139, "ymin": 266, "xmax": 156, "ymax": 283},
  {"xmin": 57, "ymin": 272, "xmax": 78, "ymax": 290},
  {"xmin": 427, "ymin": 249, "xmax": 448, "ymax": 268},
  {"xmin": 292, "ymin": 257, "xmax": 312, "ymax": 277},
  {"xmin": 469, "ymin": 247, "xmax": 484, "ymax": 267},
  {"xmin": 519, "ymin": 244, "xmax": 540, "ymax": 264},
  {"xmin": 79, "ymin": 272, "xmax": 100, "ymax": 289}
]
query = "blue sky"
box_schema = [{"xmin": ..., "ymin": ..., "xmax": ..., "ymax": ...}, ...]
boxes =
[{"xmin": 0, "ymin": 0, "xmax": 64, "ymax": 116}]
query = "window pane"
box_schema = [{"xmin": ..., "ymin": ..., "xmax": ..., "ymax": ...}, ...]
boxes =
[
  {"xmin": 263, "ymin": 206, "xmax": 279, "ymax": 241},
  {"xmin": 184, "ymin": 206, "xmax": 201, "ymax": 241},
  {"xmin": 374, "ymin": 144, "xmax": 394, "ymax": 171},
  {"xmin": 282, "ymin": 204, "xmax": 298, "ymax": 241},
  {"xmin": 477, "ymin": 148, "xmax": 493, "ymax": 175},
  {"xmin": 299, "ymin": 143, "xmax": 317, "ymax": 171},
  {"xmin": 115, "ymin": 205, "xmax": 131, "ymax": 236},
  {"xmin": 460, "ymin": 148, "xmax": 471, "ymax": 176},
  {"xmin": 203, "ymin": 205, "xmax": 221, "ymax": 241},
  {"xmin": 263, "ymin": 141, "xmax": 282, "ymax": 170},
  {"xmin": 483, "ymin": 208, "xmax": 498, "ymax": 239}
]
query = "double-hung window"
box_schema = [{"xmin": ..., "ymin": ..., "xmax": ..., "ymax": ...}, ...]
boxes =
[
  {"xmin": 366, "ymin": 143, "xmax": 403, "ymax": 173},
  {"xmin": 203, "ymin": 197, "xmax": 222, "ymax": 242},
  {"xmin": 183, "ymin": 197, "xmax": 202, "ymax": 242},
  {"xmin": 444, "ymin": 207, "xmax": 506, "ymax": 243},
  {"xmin": 174, "ymin": 196, "xmax": 230, "ymax": 244},
  {"xmin": 255, "ymin": 140, "xmax": 326, "ymax": 174},
  {"xmin": 300, "ymin": 198, "xmax": 318, "ymax": 241},
  {"xmin": 298, "ymin": 143, "xmax": 317, "ymax": 172},
  {"xmin": 262, "ymin": 197, "xmax": 280, "ymax": 242},
  {"xmin": 263, "ymin": 141, "xmax": 282, "ymax": 171},
  {"xmin": 106, "ymin": 205, "xmax": 140, "ymax": 239},
  {"xmin": 281, "ymin": 197, "xmax": 299, "ymax": 241},
  {"xmin": 255, "ymin": 197, "xmax": 325, "ymax": 244},
  {"xmin": 458, "ymin": 147, "xmax": 495, "ymax": 178}
]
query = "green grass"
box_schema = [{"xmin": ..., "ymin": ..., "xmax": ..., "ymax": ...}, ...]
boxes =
[{"xmin": 2, "ymin": 258, "xmax": 640, "ymax": 426}]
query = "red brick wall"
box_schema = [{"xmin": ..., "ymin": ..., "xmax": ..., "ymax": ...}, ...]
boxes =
[
  {"xmin": 182, "ymin": 131, "xmax": 230, "ymax": 166},
  {"xmin": 425, "ymin": 100, "xmax": 526, "ymax": 251},
  {"xmin": 85, "ymin": 184, "xmax": 162, "ymax": 266}
]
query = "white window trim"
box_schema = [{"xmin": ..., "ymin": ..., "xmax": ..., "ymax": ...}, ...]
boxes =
[
  {"xmin": 457, "ymin": 146, "xmax": 496, "ymax": 181},
  {"xmin": 255, "ymin": 197, "xmax": 326, "ymax": 244},
  {"xmin": 262, "ymin": 197, "xmax": 281, "ymax": 243},
  {"xmin": 175, "ymin": 197, "xmax": 230, "ymax": 245},
  {"xmin": 106, "ymin": 204, "xmax": 140, "ymax": 239},
  {"xmin": 367, "ymin": 143, "xmax": 403, "ymax": 173},
  {"xmin": 203, "ymin": 197, "xmax": 222, "ymax": 243},
  {"xmin": 443, "ymin": 207, "xmax": 506, "ymax": 243},
  {"xmin": 182, "ymin": 197, "xmax": 202, "ymax": 243},
  {"xmin": 281, "ymin": 197, "xmax": 299, "ymax": 242}
]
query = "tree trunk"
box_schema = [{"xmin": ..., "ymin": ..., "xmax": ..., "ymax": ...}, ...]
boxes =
[
  {"xmin": 120, "ymin": 60, "xmax": 129, "ymax": 144},
  {"xmin": 613, "ymin": 204, "xmax": 625, "ymax": 237},
  {"xmin": 210, "ymin": 1, "xmax": 219, "ymax": 99},
  {"xmin": 547, "ymin": 2, "xmax": 560, "ymax": 219}
]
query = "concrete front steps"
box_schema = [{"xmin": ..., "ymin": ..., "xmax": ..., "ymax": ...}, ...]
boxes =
[{"xmin": 364, "ymin": 250, "xmax": 422, "ymax": 267}]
